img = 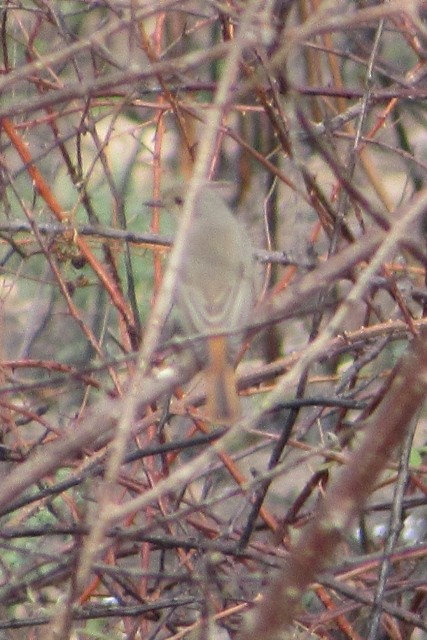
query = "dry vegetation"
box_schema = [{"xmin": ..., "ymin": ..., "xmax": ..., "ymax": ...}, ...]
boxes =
[{"xmin": 2, "ymin": 1, "xmax": 427, "ymax": 639}]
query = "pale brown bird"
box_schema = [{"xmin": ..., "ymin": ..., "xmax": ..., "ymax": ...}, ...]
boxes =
[{"xmin": 163, "ymin": 184, "xmax": 255, "ymax": 424}]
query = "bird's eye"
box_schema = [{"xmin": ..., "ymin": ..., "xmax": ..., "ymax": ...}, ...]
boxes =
[{"xmin": 174, "ymin": 196, "xmax": 184, "ymax": 206}]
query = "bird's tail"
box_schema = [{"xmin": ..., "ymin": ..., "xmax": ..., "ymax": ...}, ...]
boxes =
[{"xmin": 206, "ymin": 335, "xmax": 240, "ymax": 424}]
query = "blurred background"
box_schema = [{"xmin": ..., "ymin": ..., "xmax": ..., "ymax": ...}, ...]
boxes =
[{"xmin": 1, "ymin": 1, "xmax": 427, "ymax": 638}]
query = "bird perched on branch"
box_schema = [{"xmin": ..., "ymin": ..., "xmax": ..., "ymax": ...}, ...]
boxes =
[{"xmin": 163, "ymin": 183, "xmax": 255, "ymax": 424}]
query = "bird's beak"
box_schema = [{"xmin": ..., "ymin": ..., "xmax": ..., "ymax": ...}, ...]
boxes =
[{"xmin": 143, "ymin": 199, "xmax": 164, "ymax": 208}]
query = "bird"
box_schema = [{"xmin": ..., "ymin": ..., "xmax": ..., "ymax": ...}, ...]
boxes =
[{"xmin": 162, "ymin": 183, "xmax": 255, "ymax": 424}]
